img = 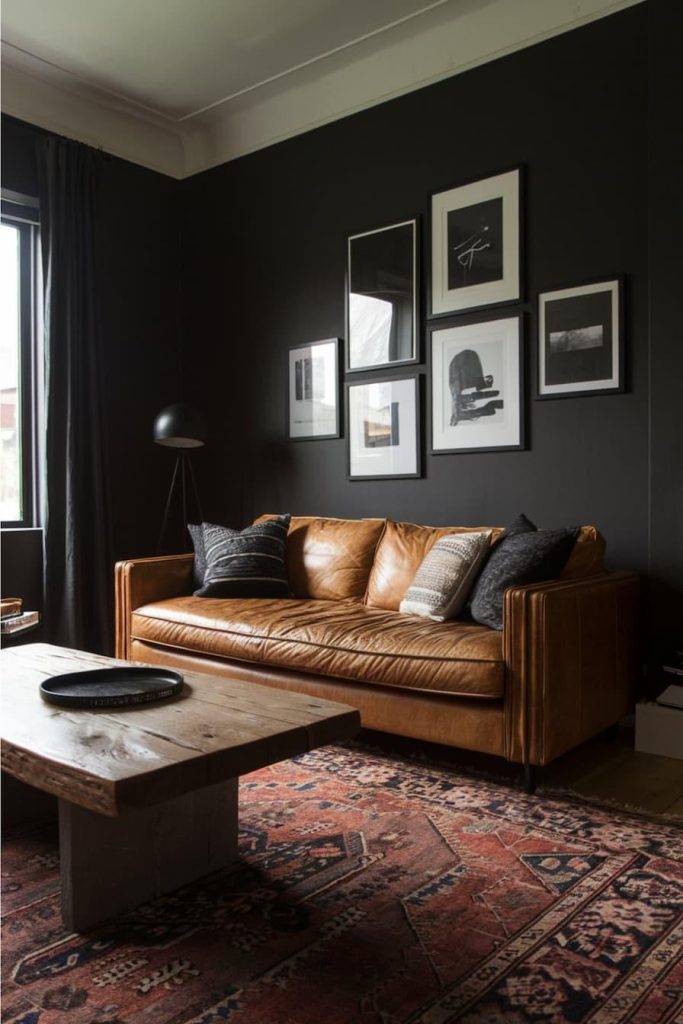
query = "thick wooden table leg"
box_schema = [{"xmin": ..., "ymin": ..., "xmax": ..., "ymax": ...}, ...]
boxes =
[{"xmin": 59, "ymin": 778, "xmax": 238, "ymax": 931}]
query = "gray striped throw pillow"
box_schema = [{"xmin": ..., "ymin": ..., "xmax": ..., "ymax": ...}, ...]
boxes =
[
  {"xmin": 399, "ymin": 530, "xmax": 492, "ymax": 621},
  {"xmin": 195, "ymin": 514, "xmax": 291, "ymax": 598}
]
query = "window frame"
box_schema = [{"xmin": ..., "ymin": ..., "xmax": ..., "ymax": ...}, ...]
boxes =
[{"xmin": 1, "ymin": 195, "xmax": 41, "ymax": 529}]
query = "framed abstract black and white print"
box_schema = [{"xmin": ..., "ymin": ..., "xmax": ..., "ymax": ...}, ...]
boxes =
[
  {"xmin": 346, "ymin": 374, "xmax": 421, "ymax": 479},
  {"xmin": 430, "ymin": 168, "xmax": 521, "ymax": 317},
  {"xmin": 429, "ymin": 315, "xmax": 523, "ymax": 454},
  {"xmin": 288, "ymin": 338, "xmax": 341, "ymax": 440},
  {"xmin": 537, "ymin": 279, "xmax": 623, "ymax": 398},
  {"xmin": 347, "ymin": 219, "xmax": 418, "ymax": 372}
]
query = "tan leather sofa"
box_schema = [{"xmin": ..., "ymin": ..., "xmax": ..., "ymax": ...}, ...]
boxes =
[{"xmin": 115, "ymin": 515, "xmax": 639, "ymax": 791}]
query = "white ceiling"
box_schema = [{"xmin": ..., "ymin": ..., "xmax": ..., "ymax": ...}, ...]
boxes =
[
  {"xmin": 1, "ymin": 0, "xmax": 445, "ymax": 121},
  {"xmin": 1, "ymin": 0, "xmax": 643, "ymax": 179}
]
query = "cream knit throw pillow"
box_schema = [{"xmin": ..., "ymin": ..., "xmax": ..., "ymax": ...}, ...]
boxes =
[{"xmin": 399, "ymin": 531, "xmax": 492, "ymax": 621}]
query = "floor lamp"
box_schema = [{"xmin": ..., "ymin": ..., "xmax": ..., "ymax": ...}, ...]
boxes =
[{"xmin": 154, "ymin": 403, "xmax": 207, "ymax": 554}]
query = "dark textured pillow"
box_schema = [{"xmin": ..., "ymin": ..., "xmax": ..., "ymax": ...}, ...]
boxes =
[
  {"xmin": 462, "ymin": 511, "xmax": 535, "ymax": 613},
  {"xmin": 195, "ymin": 514, "xmax": 292, "ymax": 598},
  {"xmin": 469, "ymin": 518, "xmax": 580, "ymax": 630},
  {"xmin": 498, "ymin": 512, "xmax": 537, "ymax": 539},
  {"xmin": 187, "ymin": 522, "xmax": 206, "ymax": 588}
]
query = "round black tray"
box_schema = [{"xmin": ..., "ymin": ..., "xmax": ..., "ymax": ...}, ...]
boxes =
[{"xmin": 39, "ymin": 667, "xmax": 184, "ymax": 709}]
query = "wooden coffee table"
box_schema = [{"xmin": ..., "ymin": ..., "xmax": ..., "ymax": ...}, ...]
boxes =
[{"xmin": 0, "ymin": 644, "xmax": 360, "ymax": 931}]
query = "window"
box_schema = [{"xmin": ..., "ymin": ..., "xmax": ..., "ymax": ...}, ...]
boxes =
[{"xmin": 1, "ymin": 194, "xmax": 40, "ymax": 527}]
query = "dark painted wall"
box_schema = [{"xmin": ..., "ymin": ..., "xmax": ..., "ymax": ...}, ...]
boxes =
[
  {"xmin": 1, "ymin": 116, "xmax": 184, "ymax": 596},
  {"xmin": 181, "ymin": 7, "xmax": 652, "ymax": 582},
  {"xmin": 3, "ymin": 2, "xmax": 681, "ymax": 648},
  {"xmin": 647, "ymin": 0, "xmax": 683, "ymax": 648}
]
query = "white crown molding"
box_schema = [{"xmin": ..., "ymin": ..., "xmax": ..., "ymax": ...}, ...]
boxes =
[
  {"xmin": 2, "ymin": 0, "xmax": 644, "ymax": 180},
  {"xmin": 175, "ymin": 0, "xmax": 452, "ymax": 122},
  {"xmin": 1, "ymin": 55, "xmax": 186, "ymax": 177}
]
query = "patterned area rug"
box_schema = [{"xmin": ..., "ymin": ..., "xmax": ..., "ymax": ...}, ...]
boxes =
[{"xmin": 2, "ymin": 744, "xmax": 683, "ymax": 1024}]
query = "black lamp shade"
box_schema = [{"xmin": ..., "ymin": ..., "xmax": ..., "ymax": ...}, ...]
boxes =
[{"xmin": 153, "ymin": 403, "xmax": 207, "ymax": 448}]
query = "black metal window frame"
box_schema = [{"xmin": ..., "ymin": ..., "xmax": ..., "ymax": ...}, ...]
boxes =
[{"xmin": 1, "ymin": 195, "xmax": 41, "ymax": 529}]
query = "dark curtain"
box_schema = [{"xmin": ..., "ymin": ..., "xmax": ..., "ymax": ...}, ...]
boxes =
[{"xmin": 37, "ymin": 136, "xmax": 112, "ymax": 653}]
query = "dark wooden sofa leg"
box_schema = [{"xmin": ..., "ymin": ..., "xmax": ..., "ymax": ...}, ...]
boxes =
[{"xmin": 523, "ymin": 764, "xmax": 538, "ymax": 795}]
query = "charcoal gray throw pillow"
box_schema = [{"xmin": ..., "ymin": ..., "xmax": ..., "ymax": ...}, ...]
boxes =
[
  {"xmin": 188, "ymin": 522, "xmax": 206, "ymax": 588},
  {"xmin": 469, "ymin": 516, "xmax": 579, "ymax": 630},
  {"xmin": 500, "ymin": 512, "xmax": 537, "ymax": 538},
  {"xmin": 194, "ymin": 514, "xmax": 292, "ymax": 598},
  {"xmin": 188, "ymin": 520, "xmax": 232, "ymax": 588}
]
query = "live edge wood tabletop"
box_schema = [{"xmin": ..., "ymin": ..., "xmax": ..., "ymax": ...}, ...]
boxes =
[{"xmin": 0, "ymin": 643, "xmax": 360, "ymax": 931}]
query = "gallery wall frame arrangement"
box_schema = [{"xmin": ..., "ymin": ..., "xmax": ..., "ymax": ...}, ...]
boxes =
[
  {"xmin": 346, "ymin": 218, "xmax": 419, "ymax": 373},
  {"xmin": 429, "ymin": 314, "xmax": 524, "ymax": 454},
  {"xmin": 430, "ymin": 167, "xmax": 522, "ymax": 318},
  {"xmin": 287, "ymin": 337, "xmax": 341, "ymax": 440},
  {"xmin": 284, "ymin": 163, "xmax": 626, "ymax": 471},
  {"xmin": 537, "ymin": 278, "xmax": 624, "ymax": 398},
  {"xmin": 346, "ymin": 373, "xmax": 421, "ymax": 480}
]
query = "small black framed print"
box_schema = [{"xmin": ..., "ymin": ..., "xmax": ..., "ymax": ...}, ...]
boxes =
[
  {"xmin": 287, "ymin": 337, "xmax": 341, "ymax": 440},
  {"xmin": 346, "ymin": 374, "xmax": 421, "ymax": 479},
  {"xmin": 537, "ymin": 278, "xmax": 623, "ymax": 398}
]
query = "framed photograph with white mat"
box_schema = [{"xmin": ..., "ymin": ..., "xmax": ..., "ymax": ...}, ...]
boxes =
[
  {"xmin": 429, "ymin": 315, "xmax": 523, "ymax": 454},
  {"xmin": 430, "ymin": 168, "xmax": 521, "ymax": 317},
  {"xmin": 288, "ymin": 338, "xmax": 341, "ymax": 440},
  {"xmin": 347, "ymin": 374, "xmax": 421, "ymax": 479},
  {"xmin": 537, "ymin": 278, "xmax": 623, "ymax": 398}
]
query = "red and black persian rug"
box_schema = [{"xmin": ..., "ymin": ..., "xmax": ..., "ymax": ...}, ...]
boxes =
[{"xmin": 2, "ymin": 745, "xmax": 682, "ymax": 1024}]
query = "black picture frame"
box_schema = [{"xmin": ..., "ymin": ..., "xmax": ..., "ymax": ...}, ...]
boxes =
[
  {"xmin": 429, "ymin": 167, "xmax": 523, "ymax": 319},
  {"xmin": 428, "ymin": 312, "xmax": 525, "ymax": 454},
  {"xmin": 346, "ymin": 372, "xmax": 422, "ymax": 480},
  {"xmin": 536, "ymin": 278, "xmax": 624, "ymax": 399},
  {"xmin": 287, "ymin": 337, "xmax": 342, "ymax": 441},
  {"xmin": 346, "ymin": 218, "xmax": 419, "ymax": 373}
]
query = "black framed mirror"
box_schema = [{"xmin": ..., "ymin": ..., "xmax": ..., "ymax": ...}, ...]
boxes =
[{"xmin": 346, "ymin": 219, "xmax": 418, "ymax": 372}]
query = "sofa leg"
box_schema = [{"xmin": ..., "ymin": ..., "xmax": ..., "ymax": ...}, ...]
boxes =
[{"xmin": 523, "ymin": 764, "xmax": 538, "ymax": 795}]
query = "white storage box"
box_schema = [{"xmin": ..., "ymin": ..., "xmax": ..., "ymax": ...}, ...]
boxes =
[{"xmin": 635, "ymin": 701, "xmax": 683, "ymax": 759}]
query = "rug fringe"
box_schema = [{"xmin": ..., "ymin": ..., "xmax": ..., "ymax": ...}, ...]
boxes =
[
  {"xmin": 341, "ymin": 738, "xmax": 683, "ymax": 825},
  {"xmin": 537, "ymin": 784, "xmax": 683, "ymax": 823}
]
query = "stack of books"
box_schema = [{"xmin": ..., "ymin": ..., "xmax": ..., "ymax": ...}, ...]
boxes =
[{"xmin": 0, "ymin": 598, "xmax": 39, "ymax": 635}]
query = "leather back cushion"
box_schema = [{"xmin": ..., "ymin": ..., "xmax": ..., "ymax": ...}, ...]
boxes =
[
  {"xmin": 366, "ymin": 521, "xmax": 503, "ymax": 611},
  {"xmin": 366, "ymin": 520, "xmax": 606, "ymax": 611},
  {"xmin": 562, "ymin": 525, "xmax": 606, "ymax": 579},
  {"xmin": 255, "ymin": 515, "xmax": 385, "ymax": 600}
]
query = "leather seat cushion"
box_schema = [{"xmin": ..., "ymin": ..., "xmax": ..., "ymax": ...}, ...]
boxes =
[
  {"xmin": 131, "ymin": 596, "xmax": 504, "ymax": 699},
  {"xmin": 255, "ymin": 515, "xmax": 385, "ymax": 601}
]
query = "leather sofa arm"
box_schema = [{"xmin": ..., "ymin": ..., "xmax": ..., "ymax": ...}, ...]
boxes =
[
  {"xmin": 115, "ymin": 554, "xmax": 194, "ymax": 659},
  {"xmin": 503, "ymin": 571, "xmax": 639, "ymax": 766}
]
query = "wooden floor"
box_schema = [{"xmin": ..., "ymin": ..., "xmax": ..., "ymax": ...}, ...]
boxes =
[
  {"xmin": 541, "ymin": 728, "xmax": 683, "ymax": 817},
  {"xmin": 359, "ymin": 727, "xmax": 683, "ymax": 818}
]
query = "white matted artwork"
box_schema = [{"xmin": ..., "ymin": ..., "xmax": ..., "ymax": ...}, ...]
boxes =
[
  {"xmin": 347, "ymin": 375, "xmax": 420, "ymax": 479},
  {"xmin": 431, "ymin": 168, "xmax": 521, "ymax": 316},
  {"xmin": 288, "ymin": 338, "xmax": 340, "ymax": 440},
  {"xmin": 430, "ymin": 316, "xmax": 523, "ymax": 453},
  {"xmin": 538, "ymin": 279, "xmax": 623, "ymax": 398}
]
